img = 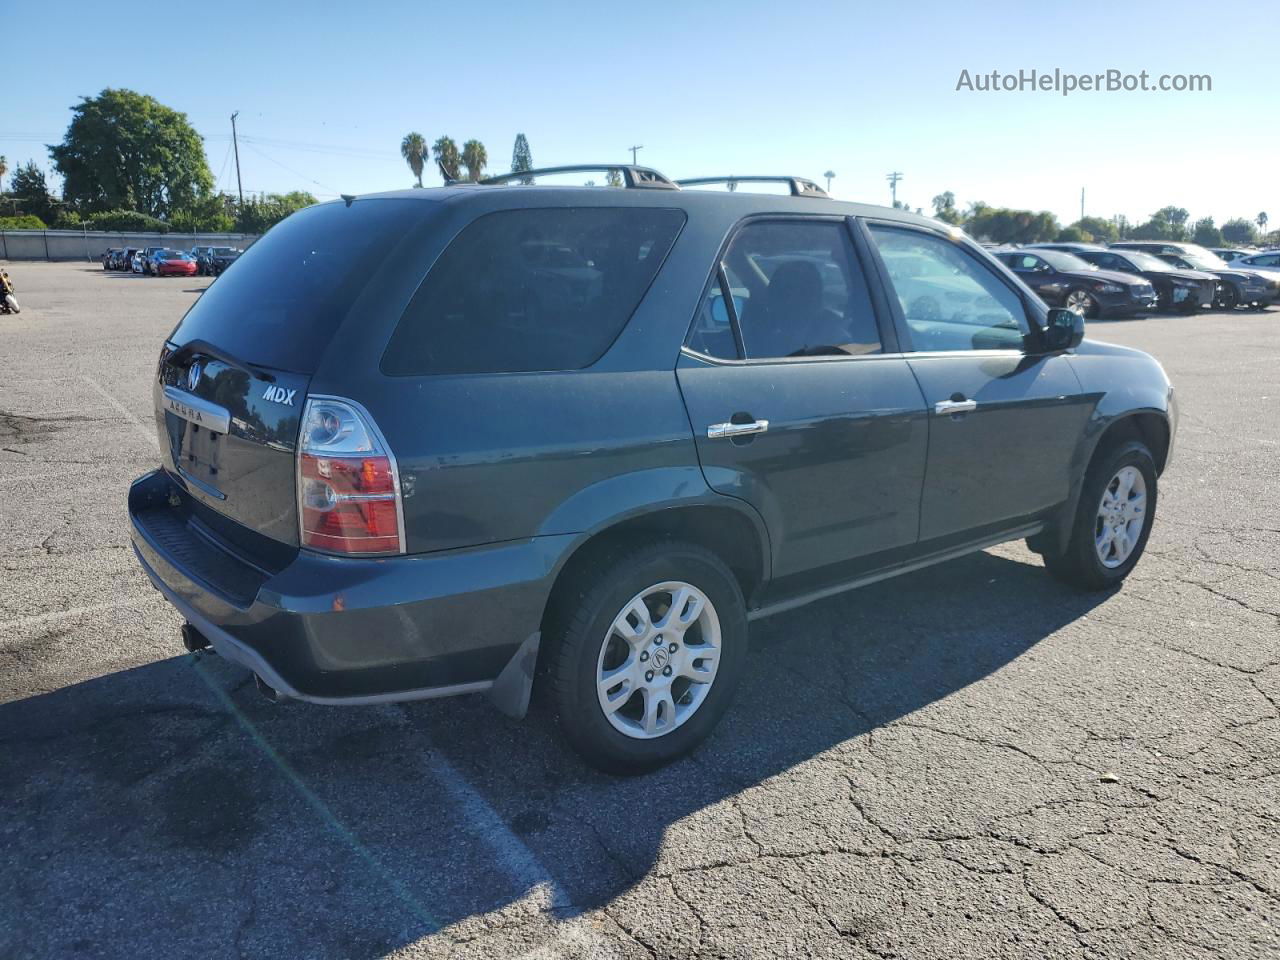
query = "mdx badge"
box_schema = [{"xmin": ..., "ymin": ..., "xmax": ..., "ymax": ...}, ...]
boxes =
[{"xmin": 262, "ymin": 385, "xmax": 297, "ymax": 406}]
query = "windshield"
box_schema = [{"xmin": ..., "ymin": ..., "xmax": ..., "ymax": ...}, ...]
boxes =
[
  {"xmin": 1038, "ymin": 250, "xmax": 1095, "ymax": 272},
  {"xmin": 1176, "ymin": 245, "xmax": 1229, "ymax": 270},
  {"xmin": 211, "ymin": 247, "xmax": 235, "ymax": 255},
  {"xmin": 1124, "ymin": 251, "xmax": 1174, "ymax": 272}
]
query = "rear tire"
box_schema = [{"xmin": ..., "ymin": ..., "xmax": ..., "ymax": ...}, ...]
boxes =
[
  {"xmin": 1044, "ymin": 440, "xmax": 1157, "ymax": 590},
  {"xmin": 547, "ymin": 541, "xmax": 747, "ymax": 774},
  {"xmin": 1216, "ymin": 284, "xmax": 1239, "ymax": 311}
]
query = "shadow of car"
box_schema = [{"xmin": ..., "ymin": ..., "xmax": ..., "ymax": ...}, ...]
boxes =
[{"xmin": 0, "ymin": 549, "xmax": 1112, "ymax": 958}]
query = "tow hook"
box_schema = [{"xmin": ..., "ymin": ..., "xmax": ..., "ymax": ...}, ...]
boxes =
[{"xmin": 180, "ymin": 622, "xmax": 211, "ymax": 654}]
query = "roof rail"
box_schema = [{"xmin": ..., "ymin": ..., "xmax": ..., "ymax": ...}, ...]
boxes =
[
  {"xmin": 675, "ymin": 176, "xmax": 828, "ymax": 198},
  {"xmin": 479, "ymin": 164, "xmax": 680, "ymax": 190}
]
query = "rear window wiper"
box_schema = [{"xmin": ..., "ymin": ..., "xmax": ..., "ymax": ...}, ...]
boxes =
[{"xmin": 168, "ymin": 339, "xmax": 278, "ymax": 383}]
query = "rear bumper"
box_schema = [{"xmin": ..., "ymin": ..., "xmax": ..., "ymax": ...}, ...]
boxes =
[{"xmin": 129, "ymin": 469, "xmax": 569, "ymax": 704}]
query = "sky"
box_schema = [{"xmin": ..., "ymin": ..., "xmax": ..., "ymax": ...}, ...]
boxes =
[{"xmin": 4, "ymin": 0, "xmax": 1276, "ymax": 229}]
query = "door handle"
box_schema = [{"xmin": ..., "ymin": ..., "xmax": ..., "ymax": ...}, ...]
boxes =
[
  {"xmin": 708, "ymin": 419, "xmax": 769, "ymax": 439},
  {"xmin": 934, "ymin": 399, "xmax": 978, "ymax": 416}
]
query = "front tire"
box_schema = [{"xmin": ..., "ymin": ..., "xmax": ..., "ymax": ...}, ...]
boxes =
[
  {"xmin": 1064, "ymin": 288, "xmax": 1099, "ymax": 319},
  {"xmin": 1044, "ymin": 439, "xmax": 1157, "ymax": 590},
  {"xmin": 1215, "ymin": 284, "xmax": 1239, "ymax": 311},
  {"xmin": 547, "ymin": 541, "xmax": 748, "ymax": 774}
]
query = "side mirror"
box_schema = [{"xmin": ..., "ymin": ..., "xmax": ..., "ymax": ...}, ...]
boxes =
[{"xmin": 1043, "ymin": 307, "xmax": 1085, "ymax": 351}]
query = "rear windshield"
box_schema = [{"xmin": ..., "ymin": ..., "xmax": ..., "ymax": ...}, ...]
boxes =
[
  {"xmin": 381, "ymin": 207, "xmax": 685, "ymax": 376},
  {"xmin": 169, "ymin": 199, "xmax": 423, "ymax": 372}
]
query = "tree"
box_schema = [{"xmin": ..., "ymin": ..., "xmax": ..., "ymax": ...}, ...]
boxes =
[
  {"xmin": 232, "ymin": 191, "xmax": 318, "ymax": 234},
  {"xmin": 1131, "ymin": 206, "xmax": 1190, "ymax": 241},
  {"xmin": 400, "ymin": 132, "xmax": 429, "ymax": 188},
  {"xmin": 1072, "ymin": 216, "xmax": 1119, "ymax": 243},
  {"xmin": 0, "ymin": 156, "xmax": 7, "ymax": 193},
  {"xmin": 1221, "ymin": 218, "xmax": 1258, "ymax": 245},
  {"xmin": 10, "ymin": 161, "xmax": 55, "ymax": 223},
  {"xmin": 1258, "ymin": 212, "xmax": 1269, "ymax": 236},
  {"xmin": 1056, "ymin": 226, "xmax": 1090, "ymax": 243},
  {"xmin": 511, "ymin": 133, "xmax": 533, "ymax": 185},
  {"xmin": 461, "ymin": 139, "xmax": 488, "ymax": 182},
  {"xmin": 931, "ymin": 191, "xmax": 961, "ymax": 225},
  {"xmin": 964, "ymin": 206, "xmax": 1060, "ymax": 244},
  {"xmin": 50, "ymin": 88, "xmax": 213, "ymax": 219},
  {"xmin": 604, "ymin": 168, "xmax": 623, "ymax": 188},
  {"xmin": 433, "ymin": 137, "xmax": 461, "ymax": 182},
  {"xmin": 171, "ymin": 192, "xmax": 235, "ymax": 232},
  {"xmin": 1191, "ymin": 217, "xmax": 1222, "ymax": 247}
]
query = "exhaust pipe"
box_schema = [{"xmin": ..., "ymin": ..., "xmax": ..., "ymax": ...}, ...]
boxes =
[
  {"xmin": 254, "ymin": 673, "xmax": 284, "ymax": 703},
  {"xmin": 181, "ymin": 622, "xmax": 211, "ymax": 653}
]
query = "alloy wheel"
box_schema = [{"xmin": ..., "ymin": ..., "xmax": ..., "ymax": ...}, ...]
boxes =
[
  {"xmin": 1065, "ymin": 289, "xmax": 1096, "ymax": 317},
  {"xmin": 595, "ymin": 581, "xmax": 722, "ymax": 739},
  {"xmin": 1095, "ymin": 466, "xmax": 1147, "ymax": 568}
]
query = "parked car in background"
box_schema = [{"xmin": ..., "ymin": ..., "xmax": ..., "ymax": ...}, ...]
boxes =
[
  {"xmin": 208, "ymin": 247, "xmax": 242, "ymax": 275},
  {"xmin": 1030, "ymin": 244, "xmax": 1217, "ymax": 313},
  {"xmin": 1211, "ymin": 248, "xmax": 1253, "ymax": 263},
  {"xmin": 102, "ymin": 248, "xmax": 123, "ymax": 270},
  {"xmin": 151, "ymin": 250, "xmax": 199, "ymax": 277},
  {"xmin": 1111, "ymin": 242, "xmax": 1274, "ymax": 310},
  {"xmin": 129, "ymin": 169, "xmax": 1176, "ymax": 772},
  {"xmin": 139, "ymin": 247, "xmax": 166, "ymax": 275},
  {"xmin": 1233, "ymin": 250, "xmax": 1280, "ymax": 276},
  {"xmin": 131, "ymin": 251, "xmax": 148, "ymax": 274},
  {"xmin": 117, "ymin": 248, "xmax": 140, "ymax": 271},
  {"xmin": 994, "ymin": 248, "xmax": 1157, "ymax": 318}
]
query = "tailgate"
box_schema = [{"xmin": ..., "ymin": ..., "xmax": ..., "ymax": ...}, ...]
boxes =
[{"xmin": 155, "ymin": 346, "xmax": 308, "ymax": 546}]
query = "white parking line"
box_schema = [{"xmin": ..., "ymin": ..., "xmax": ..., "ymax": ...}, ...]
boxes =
[
  {"xmin": 79, "ymin": 375, "xmax": 158, "ymax": 449},
  {"xmin": 389, "ymin": 704, "xmax": 576, "ymax": 914}
]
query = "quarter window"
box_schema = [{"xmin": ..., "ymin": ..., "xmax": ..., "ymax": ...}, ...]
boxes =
[
  {"xmin": 382, "ymin": 207, "xmax": 684, "ymax": 376},
  {"xmin": 869, "ymin": 226, "xmax": 1028, "ymax": 352},
  {"xmin": 687, "ymin": 220, "xmax": 882, "ymax": 360}
]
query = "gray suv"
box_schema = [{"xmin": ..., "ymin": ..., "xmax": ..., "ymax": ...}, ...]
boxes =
[{"xmin": 128, "ymin": 166, "xmax": 1176, "ymax": 773}]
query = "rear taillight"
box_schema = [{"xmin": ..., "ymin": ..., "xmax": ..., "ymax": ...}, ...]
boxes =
[{"xmin": 297, "ymin": 397, "xmax": 405, "ymax": 555}]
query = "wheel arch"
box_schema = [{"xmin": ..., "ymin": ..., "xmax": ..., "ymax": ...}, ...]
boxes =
[
  {"xmin": 1039, "ymin": 409, "xmax": 1171, "ymax": 557},
  {"xmin": 540, "ymin": 500, "xmax": 771, "ymax": 643}
]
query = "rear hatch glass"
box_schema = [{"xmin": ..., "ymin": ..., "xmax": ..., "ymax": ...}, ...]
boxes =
[
  {"xmin": 170, "ymin": 198, "xmax": 423, "ymax": 371},
  {"xmin": 158, "ymin": 198, "xmax": 425, "ymax": 548}
]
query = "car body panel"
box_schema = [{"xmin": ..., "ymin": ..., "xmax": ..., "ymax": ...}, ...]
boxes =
[
  {"xmin": 676, "ymin": 350, "xmax": 929, "ymax": 578},
  {"xmin": 129, "ymin": 185, "xmax": 1176, "ymax": 706}
]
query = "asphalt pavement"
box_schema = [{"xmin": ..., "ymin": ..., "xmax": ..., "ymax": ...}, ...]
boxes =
[{"xmin": 1, "ymin": 261, "xmax": 1277, "ymax": 959}]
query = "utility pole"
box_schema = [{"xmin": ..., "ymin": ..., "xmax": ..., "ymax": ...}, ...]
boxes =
[
  {"xmin": 629, "ymin": 145, "xmax": 643, "ymax": 165},
  {"xmin": 1080, "ymin": 187, "xmax": 1085, "ymax": 222},
  {"xmin": 231, "ymin": 111, "xmax": 244, "ymax": 205},
  {"xmin": 886, "ymin": 171, "xmax": 903, "ymax": 207}
]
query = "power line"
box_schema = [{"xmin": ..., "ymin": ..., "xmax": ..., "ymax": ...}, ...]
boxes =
[{"xmin": 240, "ymin": 140, "xmax": 340, "ymax": 193}]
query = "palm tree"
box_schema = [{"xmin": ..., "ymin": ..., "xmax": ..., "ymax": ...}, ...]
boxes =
[
  {"xmin": 823, "ymin": 170, "xmax": 835, "ymax": 192},
  {"xmin": 0, "ymin": 156, "xmax": 7, "ymax": 193},
  {"xmin": 461, "ymin": 140, "xmax": 488, "ymax": 182},
  {"xmin": 433, "ymin": 137, "xmax": 461, "ymax": 183},
  {"xmin": 400, "ymin": 133, "xmax": 428, "ymax": 188},
  {"xmin": 1258, "ymin": 212, "xmax": 1269, "ymax": 237}
]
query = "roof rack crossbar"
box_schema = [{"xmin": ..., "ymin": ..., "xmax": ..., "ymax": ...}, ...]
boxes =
[
  {"xmin": 479, "ymin": 164, "xmax": 680, "ymax": 190},
  {"xmin": 675, "ymin": 175, "xmax": 828, "ymax": 198}
]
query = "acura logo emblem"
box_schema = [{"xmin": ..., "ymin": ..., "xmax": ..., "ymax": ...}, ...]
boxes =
[{"xmin": 187, "ymin": 362, "xmax": 202, "ymax": 391}]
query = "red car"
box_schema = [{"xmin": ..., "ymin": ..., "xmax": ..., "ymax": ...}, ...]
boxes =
[{"xmin": 152, "ymin": 250, "xmax": 198, "ymax": 277}]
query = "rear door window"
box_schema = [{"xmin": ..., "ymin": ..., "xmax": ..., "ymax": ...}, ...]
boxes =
[
  {"xmin": 382, "ymin": 207, "xmax": 685, "ymax": 376},
  {"xmin": 687, "ymin": 220, "xmax": 882, "ymax": 360}
]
